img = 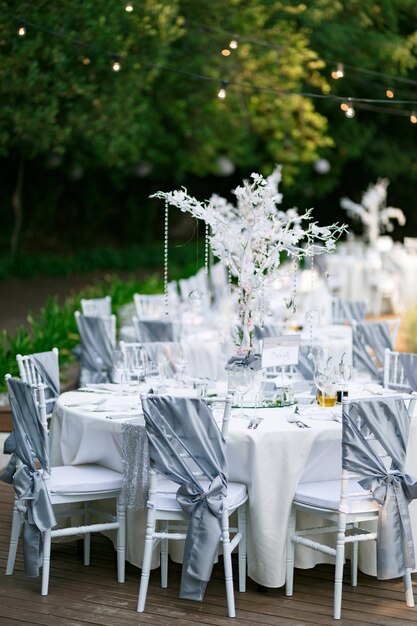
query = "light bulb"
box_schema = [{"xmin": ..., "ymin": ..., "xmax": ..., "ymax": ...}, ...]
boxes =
[
  {"xmin": 18, "ymin": 24, "xmax": 26, "ymax": 36},
  {"xmin": 340, "ymin": 102, "xmax": 349, "ymax": 112},
  {"xmin": 345, "ymin": 105, "xmax": 355, "ymax": 118},
  {"xmin": 112, "ymin": 56, "xmax": 121, "ymax": 71},
  {"xmin": 221, "ymin": 49, "xmax": 231, "ymax": 57},
  {"xmin": 125, "ymin": 1, "xmax": 133, "ymax": 11},
  {"xmin": 332, "ymin": 63, "xmax": 344, "ymax": 79},
  {"xmin": 218, "ymin": 81, "xmax": 228, "ymax": 99},
  {"xmin": 229, "ymin": 39, "xmax": 238, "ymax": 49},
  {"xmin": 386, "ymin": 88, "xmax": 394, "ymax": 98},
  {"xmin": 410, "ymin": 113, "xmax": 417, "ymax": 124}
]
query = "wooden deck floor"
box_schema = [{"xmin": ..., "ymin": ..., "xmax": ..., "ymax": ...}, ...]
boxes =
[{"xmin": 1, "ymin": 480, "xmax": 417, "ymax": 626}]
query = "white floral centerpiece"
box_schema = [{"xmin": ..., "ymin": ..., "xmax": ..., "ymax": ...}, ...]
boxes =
[
  {"xmin": 152, "ymin": 165, "xmax": 347, "ymax": 353},
  {"xmin": 340, "ymin": 178, "xmax": 405, "ymax": 247}
]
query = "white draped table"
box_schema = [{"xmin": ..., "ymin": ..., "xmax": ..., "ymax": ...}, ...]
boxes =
[{"xmin": 49, "ymin": 384, "xmax": 417, "ymax": 588}]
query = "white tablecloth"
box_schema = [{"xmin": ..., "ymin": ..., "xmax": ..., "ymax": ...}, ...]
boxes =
[{"xmin": 49, "ymin": 384, "xmax": 417, "ymax": 587}]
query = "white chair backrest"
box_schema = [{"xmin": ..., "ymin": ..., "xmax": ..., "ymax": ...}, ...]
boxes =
[
  {"xmin": 383, "ymin": 348, "xmax": 417, "ymax": 393},
  {"xmin": 16, "ymin": 348, "xmax": 59, "ymax": 418},
  {"xmin": 75, "ymin": 310, "xmax": 117, "ymax": 348},
  {"xmin": 133, "ymin": 293, "xmax": 166, "ymax": 319},
  {"xmin": 16, "ymin": 347, "xmax": 59, "ymax": 388},
  {"xmin": 80, "ymin": 295, "xmax": 112, "ymax": 317}
]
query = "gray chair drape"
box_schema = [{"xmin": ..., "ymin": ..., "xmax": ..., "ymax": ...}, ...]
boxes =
[
  {"xmin": 76, "ymin": 314, "xmax": 114, "ymax": 385},
  {"xmin": 338, "ymin": 298, "xmax": 367, "ymax": 322},
  {"xmin": 30, "ymin": 350, "xmax": 60, "ymax": 410},
  {"xmin": 1, "ymin": 378, "xmax": 56, "ymax": 577},
  {"xmin": 342, "ymin": 396, "xmax": 417, "ymax": 579},
  {"xmin": 352, "ymin": 321, "xmax": 393, "ymax": 381},
  {"xmin": 141, "ymin": 394, "xmax": 228, "ymax": 601},
  {"xmin": 398, "ymin": 353, "xmax": 417, "ymax": 392},
  {"xmin": 136, "ymin": 319, "xmax": 177, "ymax": 342},
  {"xmin": 297, "ymin": 344, "xmax": 316, "ymax": 380}
]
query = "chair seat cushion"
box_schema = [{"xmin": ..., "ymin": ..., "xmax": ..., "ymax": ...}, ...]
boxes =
[
  {"xmin": 154, "ymin": 478, "xmax": 247, "ymax": 512},
  {"xmin": 48, "ymin": 464, "xmax": 123, "ymax": 494},
  {"xmin": 294, "ymin": 479, "xmax": 379, "ymax": 514}
]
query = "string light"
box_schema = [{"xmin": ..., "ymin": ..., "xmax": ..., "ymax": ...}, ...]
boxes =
[
  {"xmin": 386, "ymin": 88, "xmax": 394, "ymax": 99},
  {"xmin": 112, "ymin": 55, "xmax": 121, "ymax": 71},
  {"xmin": 217, "ymin": 80, "xmax": 228, "ymax": 99},
  {"xmin": 82, "ymin": 57, "xmax": 91, "ymax": 65},
  {"xmin": 331, "ymin": 62, "xmax": 344, "ymax": 79},
  {"xmin": 221, "ymin": 49, "xmax": 231, "ymax": 57},
  {"xmin": 125, "ymin": 1, "xmax": 133, "ymax": 12},
  {"xmin": 8, "ymin": 13, "xmax": 417, "ymax": 124},
  {"xmin": 164, "ymin": 200, "xmax": 169, "ymax": 316},
  {"xmin": 411, "ymin": 113, "xmax": 417, "ymax": 124},
  {"xmin": 345, "ymin": 99, "xmax": 355, "ymax": 118},
  {"xmin": 340, "ymin": 102, "xmax": 349, "ymax": 112}
]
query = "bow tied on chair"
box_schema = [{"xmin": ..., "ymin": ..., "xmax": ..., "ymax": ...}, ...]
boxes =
[
  {"xmin": 12, "ymin": 464, "xmax": 56, "ymax": 577},
  {"xmin": 359, "ymin": 469, "xmax": 417, "ymax": 579},
  {"xmin": 177, "ymin": 474, "xmax": 227, "ymax": 594}
]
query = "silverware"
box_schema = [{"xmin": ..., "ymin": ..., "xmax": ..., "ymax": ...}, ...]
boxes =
[{"xmin": 248, "ymin": 417, "xmax": 263, "ymax": 429}]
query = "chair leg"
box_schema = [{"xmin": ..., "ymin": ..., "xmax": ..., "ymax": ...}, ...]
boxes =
[
  {"xmin": 237, "ymin": 503, "xmax": 247, "ymax": 593},
  {"xmin": 404, "ymin": 568, "xmax": 415, "ymax": 607},
  {"xmin": 83, "ymin": 501, "xmax": 91, "ymax": 566},
  {"xmin": 350, "ymin": 525, "xmax": 358, "ymax": 587},
  {"xmin": 285, "ymin": 507, "xmax": 296, "ymax": 597},
  {"xmin": 116, "ymin": 494, "xmax": 126, "ymax": 584},
  {"xmin": 137, "ymin": 508, "xmax": 156, "ymax": 612},
  {"xmin": 160, "ymin": 521, "xmax": 169, "ymax": 588},
  {"xmin": 41, "ymin": 529, "xmax": 52, "ymax": 596},
  {"xmin": 221, "ymin": 511, "xmax": 236, "ymax": 618},
  {"xmin": 334, "ymin": 518, "xmax": 347, "ymax": 619},
  {"xmin": 6, "ymin": 504, "xmax": 22, "ymax": 575}
]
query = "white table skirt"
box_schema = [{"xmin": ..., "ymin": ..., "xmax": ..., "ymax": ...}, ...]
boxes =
[{"xmin": 49, "ymin": 386, "xmax": 417, "ymax": 588}]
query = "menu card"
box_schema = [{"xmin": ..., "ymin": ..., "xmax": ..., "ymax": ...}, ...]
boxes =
[{"xmin": 261, "ymin": 335, "xmax": 300, "ymax": 368}]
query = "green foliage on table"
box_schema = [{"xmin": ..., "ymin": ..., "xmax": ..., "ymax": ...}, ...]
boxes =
[
  {"xmin": 0, "ymin": 273, "xmax": 164, "ymax": 394},
  {"xmin": 403, "ymin": 307, "xmax": 417, "ymax": 354}
]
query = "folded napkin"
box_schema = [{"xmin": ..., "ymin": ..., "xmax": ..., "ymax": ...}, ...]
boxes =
[{"xmin": 297, "ymin": 405, "xmax": 342, "ymax": 422}]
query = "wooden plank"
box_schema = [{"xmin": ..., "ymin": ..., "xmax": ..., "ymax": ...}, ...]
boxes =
[{"xmin": 1, "ymin": 481, "xmax": 417, "ymax": 626}]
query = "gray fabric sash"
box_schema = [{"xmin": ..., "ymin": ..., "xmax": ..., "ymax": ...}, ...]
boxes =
[
  {"xmin": 121, "ymin": 419, "xmax": 150, "ymax": 510},
  {"xmin": 137, "ymin": 319, "xmax": 176, "ymax": 342},
  {"xmin": 1, "ymin": 378, "xmax": 56, "ymax": 577},
  {"xmin": 30, "ymin": 350, "xmax": 60, "ymax": 404},
  {"xmin": 76, "ymin": 314, "xmax": 114, "ymax": 384},
  {"xmin": 352, "ymin": 321, "xmax": 393, "ymax": 381},
  {"xmin": 141, "ymin": 395, "xmax": 227, "ymax": 601},
  {"xmin": 339, "ymin": 299, "xmax": 367, "ymax": 322},
  {"xmin": 226, "ymin": 352, "xmax": 262, "ymax": 370},
  {"xmin": 398, "ymin": 353, "xmax": 417, "ymax": 392},
  {"xmin": 342, "ymin": 396, "xmax": 417, "ymax": 579}
]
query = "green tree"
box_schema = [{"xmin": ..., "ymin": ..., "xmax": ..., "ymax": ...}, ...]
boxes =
[{"xmin": 0, "ymin": 0, "xmax": 333, "ymax": 254}]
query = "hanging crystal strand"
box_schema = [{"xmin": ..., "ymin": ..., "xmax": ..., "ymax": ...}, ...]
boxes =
[
  {"xmin": 291, "ymin": 256, "xmax": 297, "ymax": 313},
  {"xmin": 163, "ymin": 199, "xmax": 169, "ymax": 316},
  {"xmin": 259, "ymin": 275, "xmax": 265, "ymax": 328},
  {"xmin": 308, "ymin": 255, "xmax": 315, "ymax": 359},
  {"xmin": 204, "ymin": 223, "xmax": 210, "ymax": 274},
  {"xmin": 228, "ymin": 265, "xmax": 233, "ymax": 296}
]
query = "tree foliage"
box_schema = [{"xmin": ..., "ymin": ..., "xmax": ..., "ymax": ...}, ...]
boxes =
[{"xmin": 1, "ymin": 0, "xmax": 417, "ymax": 253}]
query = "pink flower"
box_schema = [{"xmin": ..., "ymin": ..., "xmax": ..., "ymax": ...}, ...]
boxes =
[{"xmin": 246, "ymin": 317, "xmax": 254, "ymax": 330}]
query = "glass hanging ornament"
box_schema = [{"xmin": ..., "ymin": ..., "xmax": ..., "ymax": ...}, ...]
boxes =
[
  {"xmin": 259, "ymin": 274, "xmax": 265, "ymax": 328},
  {"xmin": 304, "ymin": 255, "xmax": 320, "ymax": 360},
  {"xmin": 204, "ymin": 223, "xmax": 210, "ymax": 274},
  {"xmin": 188, "ymin": 289, "xmax": 204, "ymax": 311},
  {"xmin": 284, "ymin": 257, "xmax": 298, "ymax": 313},
  {"xmin": 163, "ymin": 200, "xmax": 169, "ymax": 316}
]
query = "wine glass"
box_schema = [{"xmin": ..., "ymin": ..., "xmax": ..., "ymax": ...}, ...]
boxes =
[
  {"xmin": 112, "ymin": 349, "xmax": 128, "ymax": 384},
  {"xmin": 130, "ymin": 346, "xmax": 146, "ymax": 388},
  {"xmin": 232, "ymin": 367, "xmax": 251, "ymax": 419},
  {"xmin": 144, "ymin": 359, "xmax": 166, "ymax": 394},
  {"xmin": 173, "ymin": 344, "xmax": 188, "ymax": 385}
]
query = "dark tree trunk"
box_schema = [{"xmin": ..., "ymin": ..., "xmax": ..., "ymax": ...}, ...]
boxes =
[{"xmin": 11, "ymin": 157, "xmax": 25, "ymax": 257}]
